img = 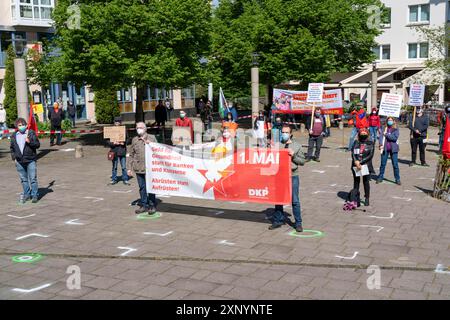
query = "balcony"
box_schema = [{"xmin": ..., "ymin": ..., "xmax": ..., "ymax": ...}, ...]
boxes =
[{"xmin": 11, "ymin": 0, "xmax": 54, "ymax": 28}]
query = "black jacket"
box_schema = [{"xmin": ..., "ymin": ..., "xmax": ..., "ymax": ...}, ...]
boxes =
[
  {"xmin": 155, "ymin": 104, "xmax": 167, "ymax": 122},
  {"xmin": 48, "ymin": 108, "xmax": 65, "ymax": 127},
  {"xmin": 408, "ymin": 114, "xmax": 429, "ymax": 138},
  {"xmin": 10, "ymin": 130, "xmax": 40, "ymax": 164},
  {"xmin": 108, "ymin": 131, "xmax": 129, "ymax": 157},
  {"xmin": 67, "ymin": 103, "xmax": 76, "ymax": 117},
  {"xmin": 351, "ymin": 139, "xmax": 374, "ymax": 166}
]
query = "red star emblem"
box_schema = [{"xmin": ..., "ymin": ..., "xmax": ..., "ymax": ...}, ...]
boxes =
[{"xmin": 198, "ymin": 165, "xmax": 234, "ymax": 195}]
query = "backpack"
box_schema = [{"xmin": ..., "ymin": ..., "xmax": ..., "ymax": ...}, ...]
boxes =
[{"xmin": 343, "ymin": 188, "xmax": 360, "ymax": 211}]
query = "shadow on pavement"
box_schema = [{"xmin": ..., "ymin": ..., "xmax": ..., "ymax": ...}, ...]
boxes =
[
  {"xmin": 414, "ymin": 185, "xmax": 434, "ymax": 195},
  {"xmin": 38, "ymin": 180, "xmax": 55, "ymax": 200},
  {"xmin": 36, "ymin": 149, "xmax": 58, "ymax": 160}
]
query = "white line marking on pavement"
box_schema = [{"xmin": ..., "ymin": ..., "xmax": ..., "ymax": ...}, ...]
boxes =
[
  {"xmin": 369, "ymin": 212, "xmax": 394, "ymax": 219},
  {"xmin": 230, "ymin": 201, "xmax": 246, "ymax": 204},
  {"xmin": 15, "ymin": 233, "xmax": 49, "ymax": 240},
  {"xmin": 7, "ymin": 214, "xmax": 36, "ymax": 219},
  {"xmin": 65, "ymin": 219, "xmax": 84, "ymax": 225},
  {"xmin": 392, "ymin": 196, "xmax": 412, "ymax": 202},
  {"xmin": 417, "ymin": 177, "xmax": 434, "ymax": 181},
  {"xmin": 326, "ymin": 165, "xmax": 340, "ymax": 168},
  {"xmin": 434, "ymin": 264, "xmax": 450, "ymax": 274},
  {"xmin": 113, "ymin": 190, "xmax": 132, "ymax": 193},
  {"xmin": 12, "ymin": 283, "xmax": 52, "ymax": 293},
  {"xmin": 311, "ymin": 170, "xmax": 325, "ymax": 174},
  {"xmin": 312, "ymin": 191, "xmax": 335, "ymax": 195},
  {"xmin": 143, "ymin": 231, "xmax": 173, "ymax": 237},
  {"xmin": 389, "ymin": 257, "xmax": 416, "ymax": 266},
  {"xmin": 335, "ymin": 251, "xmax": 359, "ymax": 260},
  {"xmin": 117, "ymin": 247, "xmax": 137, "ymax": 256},
  {"xmin": 158, "ymin": 195, "xmax": 171, "ymax": 198},
  {"xmin": 59, "ymin": 148, "xmax": 75, "ymax": 152},
  {"xmin": 208, "ymin": 210, "xmax": 224, "ymax": 215},
  {"xmin": 359, "ymin": 225, "xmax": 384, "ymax": 232},
  {"xmin": 330, "ymin": 183, "xmax": 337, "ymax": 187},
  {"xmin": 218, "ymin": 240, "xmax": 235, "ymax": 246},
  {"xmin": 83, "ymin": 197, "xmax": 104, "ymax": 202},
  {"xmin": 404, "ymin": 190, "xmax": 422, "ymax": 193}
]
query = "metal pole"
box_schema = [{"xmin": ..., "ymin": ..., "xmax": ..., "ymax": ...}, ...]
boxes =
[
  {"xmin": 251, "ymin": 66, "xmax": 259, "ymax": 116},
  {"xmin": 14, "ymin": 58, "xmax": 29, "ymax": 120},
  {"xmin": 371, "ymin": 63, "xmax": 378, "ymax": 113},
  {"xmin": 208, "ymin": 82, "xmax": 213, "ymax": 105}
]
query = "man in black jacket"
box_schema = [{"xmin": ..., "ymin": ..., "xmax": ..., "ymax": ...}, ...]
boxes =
[
  {"xmin": 10, "ymin": 118, "xmax": 41, "ymax": 203},
  {"xmin": 48, "ymin": 101, "xmax": 65, "ymax": 146},
  {"xmin": 408, "ymin": 106, "xmax": 430, "ymax": 166}
]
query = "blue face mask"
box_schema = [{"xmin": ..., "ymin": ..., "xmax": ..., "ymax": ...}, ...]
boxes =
[
  {"xmin": 387, "ymin": 120, "xmax": 394, "ymax": 126},
  {"xmin": 18, "ymin": 125, "xmax": 26, "ymax": 133},
  {"xmin": 281, "ymin": 133, "xmax": 290, "ymax": 142}
]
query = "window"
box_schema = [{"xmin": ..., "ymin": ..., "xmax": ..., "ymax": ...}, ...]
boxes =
[
  {"xmin": 448, "ymin": 1, "xmax": 450, "ymax": 22},
  {"xmin": 15, "ymin": 0, "xmax": 53, "ymax": 20},
  {"xmin": 409, "ymin": 4, "xmax": 430, "ymax": 23},
  {"xmin": 372, "ymin": 45, "xmax": 390, "ymax": 60},
  {"xmin": 408, "ymin": 42, "xmax": 429, "ymax": 59},
  {"xmin": 381, "ymin": 7, "xmax": 391, "ymax": 26}
]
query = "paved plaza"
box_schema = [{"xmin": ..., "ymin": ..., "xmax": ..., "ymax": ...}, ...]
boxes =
[{"xmin": 0, "ymin": 124, "xmax": 449, "ymax": 300}]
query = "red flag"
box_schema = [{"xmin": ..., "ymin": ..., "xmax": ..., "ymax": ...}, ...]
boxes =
[
  {"xmin": 27, "ymin": 103, "xmax": 38, "ymax": 133},
  {"xmin": 443, "ymin": 117, "xmax": 450, "ymax": 160}
]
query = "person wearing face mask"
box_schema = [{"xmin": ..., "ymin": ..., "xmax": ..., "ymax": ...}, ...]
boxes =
[
  {"xmin": 222, "ymin": 112, "xmax": 238, "ymax": 138},
  {"xmin": 127, "ymin": 122, "xmax": 158, "ymax": 214},
  {"xmin": 253, "ymin": 111, "xmax": 271, "ymax": 147},
  {"xmin": 271, "ymin": 116, "xmax": 283, "ymax": 144},
  {"xmin": 351, "ymin": 128, "xmax": 374, "ymax": 206},
  {"xmin": 48, "ymin": 102, "xmax": 65, "ymax": 146},
  {"xmin": 408, "ymin": 106, "xmax": 430, "ymax": 166},
  {"xmin": 0, "ymin": 103, "xmax": 8, "ymax": 140},
  {"xmin": 175, "ymin": 111, "xmax": 194, "ymax": 143},
  {"xmin": 305, "ymin": 108, "xmax": 326, "ymax": 162},
  {"xmin": 368, "ymin": 108, "xmax": 381, "ymax": 143},
  {"xmin": 10, "ymin": 118, "xmax": 41, "ymax": 204},
  {"xmin": 377, "ymin": 117, "xmax": 401, "ymax": 185},
  {"xmin": 269, "ymin": 125, "xmax": 305, "ymax": 232},
  {"xmin": 201, "ymin": 101, "xmax": 213, "ymax": 132}
]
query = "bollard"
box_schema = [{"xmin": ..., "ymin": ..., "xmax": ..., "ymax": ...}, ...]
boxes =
[
  {"xmin": 75, "ymin": 144, "xmax": 84, "ymax": 158},
  {"xmin": 339, "ymin": 121, "xmax": 344, "ymax": 130},
  {"xmin": 300, "ymin": 123, "xmax": 305, "ymax": 133}
]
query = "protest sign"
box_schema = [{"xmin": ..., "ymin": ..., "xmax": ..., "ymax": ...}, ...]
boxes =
[
  {"xmin": 103, "ymin": 126, "xmax": 126, "ymax": 142},
  {"xmin": 145, "ymin": 143, "xmax": 292, "ymax": 205},
  {"xmin": 273, "ymin": 88, "xmax": 343, "ymax": 115},
  {"xmin": 408, "ymin": 84, "xmax": 425, "ymax": 106},
  {"xmin": 379, "ymin": 93, "xmax": 403, "ymax": 118},
  {"xmin": 32, "ymin": 104, "xmax": 44, "ymax": 114},
  {"xmin": 307, "ymin": 83, "xmax": 324, "ymax": 103},
  {"xmin": 172, "ymin": 126, "xmax": 192, "ymax": 146}
]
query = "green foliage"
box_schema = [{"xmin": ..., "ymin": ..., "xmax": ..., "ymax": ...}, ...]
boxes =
[
  {"xmin": 94, "ymin": 88, "xmax": 120, "ymax": 124},
  {"xmin": 210, "ymin": 0, "xmax": 382, "ymax": 97},
  {"xmin": 3, "ymin": 45, "xmax": 17, "ymax": 127},
  {"xmin": 415, "ymin": 25, "xmax": 450, "ymax": 75}
]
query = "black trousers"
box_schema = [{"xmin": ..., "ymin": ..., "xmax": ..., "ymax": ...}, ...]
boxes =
[
  {"xmin": 410, "ymin": 137, "xmax": 426, "ymax": 164},
  {"xmin": 351, "ymin": 166, "xmax": 370, "ymax": 199},
  {"xmin": 307, "ymin": 135, "xmax": 323, "ymax": 159}
]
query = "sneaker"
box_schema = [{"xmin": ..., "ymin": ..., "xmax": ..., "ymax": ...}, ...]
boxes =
[
  {"xmin": 268, "ymin": 223, "xmax": 283, "ymax": 230},
  {"xmin": 409, "ymin": 162, "xmax": 416, "ymax": 167},
  {"xmin": 109, "ymin": 180, "xmax": 118, "ymax": 185},
  {"xmin": 305, "ymin": 158, "xmax": 311, "ymax": 162},
  {"xmin": 50, "ymin": 143, "xmax": 55, "ymax": 147},
  {"xmin": 19, "ymin": 195, "xmax": 31, "ymax": 204},
  {"xmin": 123, "ymin": 181, "xmax": 130, "ymax": 186},
  {"xmin": 376, "ymin": 179, "xmax": 382, "ymax": 184},
  {"xmin": 364, "ymin": 198, "xmax": 370, "ymax": 206},
  {"xmin": 396, "ymin": 180, "xmax": 402, "ymax": 186},
  {"xmin": 135, "ymin": 206, "xmax": 147, "ymax": 214},
  {"xmin": 148, "ymin": 206, "xmax": 157, "ymax": 215},
  {"xmin": 295, "ymin": 225, "xmax": 303, "ymax": 233},
  {"xmin": 421, "ymin": 163, "xmax": 430, "ymax": 167},
  {"xmin": 314, "ymin": 158, "xmax": 320, "ymax": 162},
  {"xmin": 32, "ymin": 197, "xmax": 38, "ymax": 203}
]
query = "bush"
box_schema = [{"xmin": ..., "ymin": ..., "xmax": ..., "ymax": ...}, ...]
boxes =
[
  {"xmin": 3, "ymin": 45, "xmax": 17, "ymax": 127},
  {"xmin": 94, "ymin": 88, "xmax": 120, "ymax": 124}
]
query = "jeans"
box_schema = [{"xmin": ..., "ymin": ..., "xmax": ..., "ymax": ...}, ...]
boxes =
[
  {"xmin": 136, "ymin": 173, "xmax": 156, "ymax": 209},
  {"xmin": 50, "ymin": 125, "xmax": 62, "ymax": 145},
  {"xmin": 307, "ymin": 135, "xmax": 323, "ymax": 159},
  {"xmin": 112, "ymin": 156, "xmax": 128, "ymax": 182},
  {"xmin": 273, "ymin": 175, "xmax": 302, "ymax": 227},
  {"xmin": 69, "ymin": 116, "xmax": 76, "ymax": 128},
  {"xmin": 410, "ymin": 137, "xmax": 426, "ymax": 164},
  {"xmin": 378, "ymin": 150, "xmax": 400, "ymax": 182},
  {"xmin": 348, "ymin": 127, "xmax": 358, "ymax": 150},
  {"xmin": 16, "ymin": 161, "xmax": 39, "ymax": 199},
  {"xmin": 369, "ymin": 126, "xmax": 378, "ymax": 144}
]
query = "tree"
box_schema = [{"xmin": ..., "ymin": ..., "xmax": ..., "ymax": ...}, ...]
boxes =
[
  {"xmin": 210, "ymin": 0, "xmax": 382, "ymax": 100},
  {"xmin": 94, "ymin": 88, "xmax": 120, "ymax": 124},
  {"xmin": 52, "ymin": 0, "xmax": 211, "ymax": 123},
  {"xmin": 415, "ymin": 25, "xmax": 450, "ymax": 75},
  {"xmin": 3, "ymin": 45, "xmax": 17, "ymax": 126}
]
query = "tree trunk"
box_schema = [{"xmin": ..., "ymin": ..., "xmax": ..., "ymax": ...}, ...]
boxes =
[
  {"xmin": 135, "ymin": 86, "xmax": 145, "ymax": 123},
  {"xmin": 267, "ymin": 83, "xmax": 273, "ymax": 107}
]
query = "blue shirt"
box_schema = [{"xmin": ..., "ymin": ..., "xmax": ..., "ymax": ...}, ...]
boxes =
[{"xmin": 16, "ymin": 131, "xmax": 27, "ymax": 154}]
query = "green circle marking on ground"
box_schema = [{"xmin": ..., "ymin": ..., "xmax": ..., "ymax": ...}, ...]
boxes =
[
  {"xmin": 12, "ymin": 253, "xmax": 44, "ymax": 263},
  {"xmin": 289, "ymin": 229, "xmax": 324, "ymax": 238},
  {"xmin": 137, "ymin": 212, "xmax": 161, "ymax": 220}
]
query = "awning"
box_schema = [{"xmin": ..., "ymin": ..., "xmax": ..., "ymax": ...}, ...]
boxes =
[{"xmin": 402, "ymin": 68, "xmax": 446, "ymax": 86}]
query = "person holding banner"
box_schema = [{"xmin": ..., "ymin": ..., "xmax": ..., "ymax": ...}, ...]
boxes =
[
  {"xmin": 376, "ymin": 117, "xmax": 401, "ymax": 185},
  {"xmin": 10, "ymin": 118, "xmax": 41, "ymax": 204},
  {"xmin": 351, "ymin": 128, "xmax": 374, "ymax": 206},
  {"xmin": 305, "ymin": 107, "xmax": 326, "ymax": 162},
  {"xmin": 127, "ymin": 122, "xmax": 157, "ymax": 214},
  {"xmin": 408, "ymin": 107, "xmax": 430, "ymax": 167},
  {"xmin": 269, "ymin": 125, "xmax": 305, "ymax": 232}
]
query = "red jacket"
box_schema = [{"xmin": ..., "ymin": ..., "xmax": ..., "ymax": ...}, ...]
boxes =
[
  {"xmin": 368, "ymin": 115, "xmax": 380, "ymax": 127},
  {"xmin": 355, "ymin": 109, "xmax": 369, "ymax": 129},
  {"xmin": 443, "ymin": 117, "xmax": 450, "ymax": 159},
  {"xmin": 175, "ymin": 117, "xmax": 193, "ymax": 142}
]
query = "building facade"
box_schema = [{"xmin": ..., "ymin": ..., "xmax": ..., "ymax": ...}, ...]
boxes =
[
  {"xmin": 325, "ymin": 0, "xmax": 450, "ymax": 107},
  {"xmin": 0, "ymin": 0, "xmax": 195, "ymax": 123}
]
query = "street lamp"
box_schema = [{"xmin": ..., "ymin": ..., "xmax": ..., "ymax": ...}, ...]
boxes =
[
  {"xmin": 371, "ymin": 61, "xmax": 378, "ymax": 113},
  {"xmin": 251, "ymin": 52, "xmax": 260, "ymax": 116}
]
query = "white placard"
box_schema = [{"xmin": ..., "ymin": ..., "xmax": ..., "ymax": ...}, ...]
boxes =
[
  {"xmin": 408, "ymin": 84, "xmax": 425, "ymax": 106},
  {"xmin": 379, "ymin": 93, "xmax": 403, "ymax": 118},
  {"xmin": 306, "ymin": 83, "xmax": 324, "ymax": 103}
]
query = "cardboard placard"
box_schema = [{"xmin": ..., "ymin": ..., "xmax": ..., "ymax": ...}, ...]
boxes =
[
  {"xmin": 379, "ymin": 93, "xmax": 403, "ymax": 118},
  {"xmin": 103, "ymin": 126, "xmax": 126, "ymax": 142},
  {"xmin": 306, "ymin": 83, "xmax": 324, "ymax": 103},
  {"xmin": 408, "ymin": 84, "xmax": 425, "ymax": 106}
]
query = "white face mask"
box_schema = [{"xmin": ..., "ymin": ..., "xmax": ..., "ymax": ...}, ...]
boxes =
[
  {"xmin": 223, "ymin": 132, "xmax": 231, "ymax": 139},
  {"xmin": 137, "ymin": 128, "xmax": 146, "ymax": 136}
]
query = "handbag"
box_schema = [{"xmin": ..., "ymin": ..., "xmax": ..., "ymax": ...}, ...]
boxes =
[{"xmin": 107, "ymin": 151, "xmax": 115, "ymax": 161}]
